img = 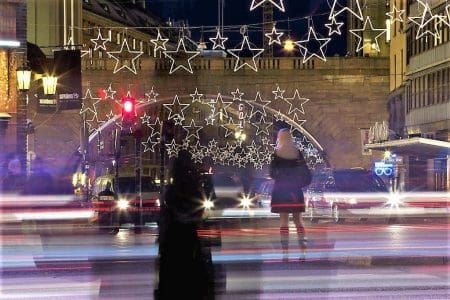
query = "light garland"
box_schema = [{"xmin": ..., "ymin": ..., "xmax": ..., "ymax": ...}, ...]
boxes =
[
  {"xmin": 265, "ymin": 25, "xmax": 284, "ymax": 46},
  {"xmin": 329, "ymin": 0, "xmax": 363, "ymax": 21},
  {"xmin": 228, "ymin": 34, "xmax": 264, "ymax": 72},
  {"xmin": 250, "ymin": 0, "xmax": 285, "ymax": 13},
  {"xmin": 386, "ymin": 4, "xmax": 405, "ymax": 24},
  {"xmin": 325, "ymin": 16, "xmax": 344, "ymax": 36},
  {"xmin": 209, "ymin": 28, "xmax": 228, "ymax": 50},
  {"xmin": 295, "ymin": 26, "xmax": 331, "ymax": 63},
  {"xmin": 90, "ymin": 28, "xmax": 110, "ymax": 51}
]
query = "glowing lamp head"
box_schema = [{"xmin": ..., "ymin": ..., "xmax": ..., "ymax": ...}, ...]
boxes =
[{"xmin": 283, "ymin": 39, "xmax": 295, "ymax": 52}]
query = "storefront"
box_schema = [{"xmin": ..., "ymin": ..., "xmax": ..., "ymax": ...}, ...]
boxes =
[{"xmin": 365, "ymin": 137, "xmax": 450, "ymax": 192}]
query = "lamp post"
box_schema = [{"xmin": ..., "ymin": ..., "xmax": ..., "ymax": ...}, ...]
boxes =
[{"xmin": 16, "ymin": 63, "xmax": 32, "ymax": 175}]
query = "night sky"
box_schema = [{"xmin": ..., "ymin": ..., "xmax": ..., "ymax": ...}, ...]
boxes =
[{"xmin": 149, "ymin": 0, "xmax": 347, "ymax": 56}]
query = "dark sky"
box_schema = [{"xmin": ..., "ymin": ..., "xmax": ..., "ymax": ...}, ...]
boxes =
[{"xmin": 149, "ymin": 0, "xmax": 347, "ymax": 56}]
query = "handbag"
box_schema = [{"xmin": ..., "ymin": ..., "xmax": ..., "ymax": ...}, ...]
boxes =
[{"xmin": 294, "ymin": 160, "xmax": 312, "ymax": 188}]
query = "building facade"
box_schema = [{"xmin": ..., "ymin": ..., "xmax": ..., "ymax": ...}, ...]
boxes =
[{"xmin": 367, "ymin": 0, "xmax": 450, "ymax": 191}]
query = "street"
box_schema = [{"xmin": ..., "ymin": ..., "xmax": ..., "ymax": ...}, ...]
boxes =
[{"xmin": 1, "ymin": 218, "xmax": 449, "ymax": 299}]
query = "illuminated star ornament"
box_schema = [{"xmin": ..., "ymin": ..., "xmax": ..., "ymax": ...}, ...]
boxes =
[
  {"xmin": 272, "ymin": 85, "xmax": 285, "ymax": 100},
  {"xmin": 163, "ymin": 38, "xmax": 200, "ymax": 74},
  {"xmin": 151, "ymin": 29, "xmax": 169, "ymax": 52},
  {"xmin": 228, "ymin": 35, "xmax": 264, "ymax": 72},
  {"xmin": 107, "ymin": 38, "xmax": 143, "ymax": 74},
  {"xmin": 103, "ymin": 83, "xmax": 116, "ymax": 100},
  {"xmin": 386, "ymin": 4, "xmax": 405, "ymax": 23},
  {"xmin": 163, "ymin": 95, "xmax": 190, "ymax": 122},
  {"xmin": 408, "ymin": 0, "xmax": 446, "ymax": 40},
  {"xmin": 329, "ymin": 0, "xmax": 363, "ymax": 21},
  {"xmin": 325, "ymin": 16, "xmax": 344, "ymax": 36},
  {"xmin": 283, "ymin": 89, "xmax": 310, "ymax": 121},
  {"xmin": 349, "ymin": 16, "xmax": 386, "ymax": 52},
  {"xmin": 142, "ymin": 87, "xmax": 159, "ymax": 103},
  {"xmin": 250, "ymin": 0, "xmax": 285, "ymax": 12},
  {"xmin": 209, "ymin": 28, "xmax": 228, "ymax": 50},
  {"xmin": 142, "ymin": 136, "xmax": 159, "ymax": 153},
  {"xmin": 182, "ymin": 119, "xmax": 203, "ymax": 140},
  {"xmin": 295, "ymin": 26, "xmax": 331, "ymax": 63},
  {"xmin": 190, "ymin": 88, "xmax": 204, "ymax": 103},
  {"xmin": 80, "ymin": 89, "xmax": 101, "ymax": 133},
  {"xmin": 248, "ymin": 92, "xmax": 271, "ymax": 118},
  {"xmin": 90, "ymin": 29, "xmax": 109, "ymax": 51},
  {"xmin": 265, "ymin": 25, "xmax": 284, "ymax": 46}
]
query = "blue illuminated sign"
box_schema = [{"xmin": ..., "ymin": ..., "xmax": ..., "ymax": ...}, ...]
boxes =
[{"xmin": 374, "ymin": 161, "xmax": 394, "ymax": 177}]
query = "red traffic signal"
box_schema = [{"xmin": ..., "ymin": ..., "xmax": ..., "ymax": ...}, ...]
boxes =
[{"xmin": 121, "ymin": 96, "xmax": 136, "ymax": 126}]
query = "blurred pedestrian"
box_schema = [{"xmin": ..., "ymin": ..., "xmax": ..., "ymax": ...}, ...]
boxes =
[
  {"xmin": 270, "ymin": 128, "xmax": 309, "ymax": 259},
  {"xmin": 97, "ymin": 181, "xmax": 119, "ymax": 234},
  {"xmin": 156, "ymin": 150, "xmax": 214, "ymax": 299},
  {"xmin": 1, "ymin": 156, "xmax": 26, "ymax": 194},
  {"xmin": 23, "ymin": 157, "xmax": 54, "ymax": 195}
]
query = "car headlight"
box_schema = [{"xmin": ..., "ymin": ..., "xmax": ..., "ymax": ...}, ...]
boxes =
[
  {"xmin": 117, "ymin": 199, "xmax": 129, "ymax": 210},
  {"xmin": 203, "ymin": 199, "xmax": 214, "ymax": 210},
  {"xmin": 239, "ymin": 194, "xmax": 253, "ymax": 209}
]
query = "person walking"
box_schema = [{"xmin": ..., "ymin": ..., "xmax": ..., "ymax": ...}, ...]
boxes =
[
  {"xmin": 1, "ymin": 156, "xmax": 26, "ymax": 194},
  {"xmin": 156, "ymin": 150, "xmax": 214, "ymax": 299},
  {"xmin": 23, "ymin": 157, "xmax": 54, "ymax": 195},
  {"xmin": 270, "ymin": 128, "xmax": 310, "ymax": 260}
]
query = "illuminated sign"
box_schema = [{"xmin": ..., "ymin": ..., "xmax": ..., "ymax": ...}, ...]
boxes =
[{"xmin": 374, "ymin": 161, "xmax": 394, "ymax": 177}]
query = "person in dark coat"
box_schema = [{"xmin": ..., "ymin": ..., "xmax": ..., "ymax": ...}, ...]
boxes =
[
  {"xmin": 270, "ymin": 128, "xmax": 308, "ymax": 258},
  {"xmin": 23, "ymin": 157, "xmax": 54, "ymax": 195},
  {"xmin": 1, "ymin": 156, "xmax": 26, "ymax": 194},
  {"xmin": 156, "ymin": 150, "xmax": 214, "ymax": 299}
]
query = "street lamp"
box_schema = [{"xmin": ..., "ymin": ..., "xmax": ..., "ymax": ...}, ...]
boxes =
[
  {"xmin": 16, "ymin": 64, "xmax": 32, "ymax": 92},
  {"xmin": 42, "ymin": 74, "xmax": 58, "ymax": 95},
  {"xmin": 16, "ymin": 62, "xmax": 32, "ymax": 175}
]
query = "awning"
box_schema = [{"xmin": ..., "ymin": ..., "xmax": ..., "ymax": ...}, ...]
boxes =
[{"xmin": 364, "ymin": 137, "xmax": 450, "ymax": 158}]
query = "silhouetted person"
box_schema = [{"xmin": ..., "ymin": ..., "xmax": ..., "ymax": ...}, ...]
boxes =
[
  {"xmin": 97, "ymin": 181, "xmax": 119, "ymax": 234},
  {"xmin": 23, "ymin": 157, "xmax": 54, "ymax": 195},
  {"xmin": 270, "ymin": 128, "xmax": 309, "ymax": 260},
  {"xmin": 1, "ymin": 156, "xmax": 26, "ymax": 194},
  {"xmin": 156, "ymin": 150, "xmax": 214, "ymax": 299}
]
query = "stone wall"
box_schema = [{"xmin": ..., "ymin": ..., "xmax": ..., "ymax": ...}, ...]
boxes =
[{"xmin": 29, "ymin": 56, "xmax": 389, "ymax": 173}]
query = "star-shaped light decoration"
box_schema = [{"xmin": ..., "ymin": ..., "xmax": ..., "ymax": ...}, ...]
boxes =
[
  {"xmin": 228, "ymin": 35, "xmax": 264, "ymax": 72},
  {"xmin": 349, "ymin": 16, "xmax": 386, "ymax": 53},
  {"xmin": 408, "ymin": 0, "xmax": 446, "ymax": 40},
  {"xmin": 283, "ymin": 89, "xmax": 310, "ymax": 121},
  {"xmin": 163, "ymin": 95, "xmax": 190, "ymax": 122},
  {"xmin": 231, "ymin": 88, "xmax": 245, "ymax": 101},
  {"xmin": 329, "ymin": 0, "xmax": 363, "ymax": 21},
  {"xmin": 80, "ymin": 89, "xmax": 101, "ymax": 133},
  {"xmin": 190, "ymin": 141, "xmax": 207, "ymax": 164},
  {"xmin": 209, "ymin": 28, "xmax": 228, "ymax": 50},
  {"xmin": 107, "ymin": 38, "xmax": 143, "ymax": 74},
  {"xmin": 163, "ymin": 38, "xmax": 200, "ymax": 74},
  {"xmin": 265, "ymin": 25, "xmax": 284, "ymax": 46},
  {"xmin": 272, "ymin": 85, "xmax": 285, "ymax": 100},
  {"xmin": 220, "ymin": 117, "xmax": 238, "ymax": 138},
  {"xmin": 91, "ymin": 29, "xmax": 110, "ymax": 51},
  {"xmin": 190, "ymin": 88, "xmax": 204, "ymax": 103},
  {"xmin": 295, "ymin": 26, "xmax": 331, "ymax": 63},
  {"xmin": 248, "ymin": 92, "xmax": 271, "ymax": 118},
  {"xmin": 325, "ymin": 16, "xmax": 344, "ymax": 36},
  {"xmin": 386, "ymin": 4, "xmax": 405, "ymax": 23},
  {"xmin": 140, "ymin": 113, "xmax": 152, "ymax": 126},
  {"xmin": 182, "ymin": 119, "xmax": 203, "ymax": 140},
  {"xmin": 250, "ymin": 0, "xmax": 285, "ymax": 12},
  {"xmin": 141, "ymin": 86, "xmax": 159, "ymax": 104},
  {"xmin": 101, "ymin": 83, "xmax": 116, "ymax": 101},
  {"xmin": 208, "ymin": 93, "xmax": 232, "ymax": 122},
  {"xmin": 148, "ymin": 117, "xmax": 162, "ymax": 138},
  {"xmin": 252, "ymin": 115, "xmax": 272, "ymax": 136},
  {"xmin": 142, "ymin": 136, "xmax": 159, "ymax": 153},
  {"xmin": 289, "ymin": 120, "xmax": 307, "ymax": 135},
  {"xmin": 165, "ymin": 139, "xmax": 180, "ymax": 158},
  {"xmin": 150, "ymin": 29, "xmax": 169, "ymax": 52},
  {"xmin": 274, "ymin": 109, "xmax": 285, "ymax": 122}
]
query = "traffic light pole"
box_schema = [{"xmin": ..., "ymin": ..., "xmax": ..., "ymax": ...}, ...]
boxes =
[{"xmin": 134, "ymin": 128, "xmax": 143, "ymax": 234}]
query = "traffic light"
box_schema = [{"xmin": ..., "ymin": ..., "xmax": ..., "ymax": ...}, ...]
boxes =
[{"xmin": 121, "ymin": 96, "xmax": 136, "ymax": 128}]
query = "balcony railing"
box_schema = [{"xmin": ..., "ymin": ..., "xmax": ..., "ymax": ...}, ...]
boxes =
[
  {"xmin": 406, "ymin": 102, "xmax": 450, "ymax": 127},
  {"xmin": 408, "ymin": 43, "xmax": 450, "ymax": 74}
]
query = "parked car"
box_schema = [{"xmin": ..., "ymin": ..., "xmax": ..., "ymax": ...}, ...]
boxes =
[
  {"xmin": 90, "ymin": 174, "xmax": 160, "ymax": 231},
  {"xmin": 305, "ymin": 168, "xmax": 389, "ymax": 223}
]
